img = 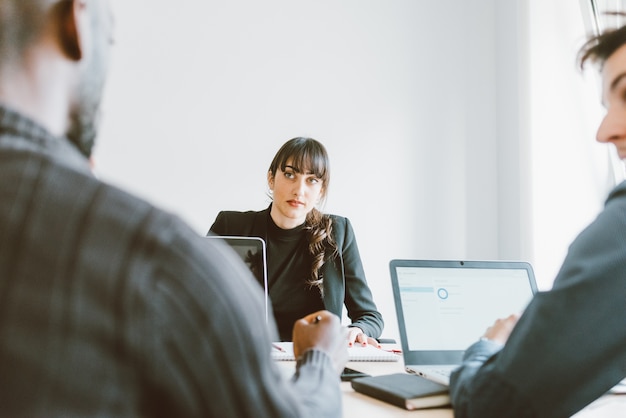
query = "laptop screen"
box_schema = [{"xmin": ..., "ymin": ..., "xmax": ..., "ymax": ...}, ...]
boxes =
[
  {"xmin": 390, "ymin": 260, "xmax": 537, "ymax": 361},
  {"xmin": 218, "ymin": 237, "xmax": 266, "ymax": 285}
]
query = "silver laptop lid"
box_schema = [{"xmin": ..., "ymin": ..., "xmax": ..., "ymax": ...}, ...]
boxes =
[{"xmin": 390, "ymin": 259, "xmax": 538, "ymax": 366}]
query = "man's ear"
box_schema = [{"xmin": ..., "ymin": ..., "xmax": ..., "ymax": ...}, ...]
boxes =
[{"xmin": 57, "ymin": 0, "xmax": 84, "ymax": 61}]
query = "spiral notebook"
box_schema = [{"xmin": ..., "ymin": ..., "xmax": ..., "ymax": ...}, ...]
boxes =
[{"xmin": 271, "ymin": 342, "xmax": 400, "ymax": 362}]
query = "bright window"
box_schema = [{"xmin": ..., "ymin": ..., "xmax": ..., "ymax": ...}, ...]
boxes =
[{"xmin": 529, "ymin": 0, "xmax": 625, "ymax": 289}]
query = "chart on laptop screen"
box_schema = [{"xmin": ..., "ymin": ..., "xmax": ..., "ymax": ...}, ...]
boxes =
[{"xmin": 396, "ymin": 266, "xmax": 534, "ymax": 351}]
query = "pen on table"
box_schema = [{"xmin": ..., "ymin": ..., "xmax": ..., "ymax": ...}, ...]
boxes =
[{"xmin": 272, "ymin": 343, "xmax": 287, "ymax": 353}]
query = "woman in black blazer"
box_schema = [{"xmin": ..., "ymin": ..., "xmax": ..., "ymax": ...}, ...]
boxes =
[{"xmin": 209, "ymin": 137, "xmax": 383, "ymax": 344}]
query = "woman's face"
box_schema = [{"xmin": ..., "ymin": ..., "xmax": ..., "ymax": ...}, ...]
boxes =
[{"xmin": 268, "ymin": 159, "xmax": 325, "ymax": 229}]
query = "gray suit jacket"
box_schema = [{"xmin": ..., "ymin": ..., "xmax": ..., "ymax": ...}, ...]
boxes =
[{"xmin": 450, "ymin": 181, "xmax": 626, "ymax": 417}]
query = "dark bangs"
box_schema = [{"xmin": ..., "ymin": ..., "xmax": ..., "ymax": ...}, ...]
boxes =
[
  {"xmin": 579, "ymin": 14, "xmax": 626, "ymax": 70},
  {"xmin": 269, "ymin": 137, "xmax": 330, "ymax": 184}
]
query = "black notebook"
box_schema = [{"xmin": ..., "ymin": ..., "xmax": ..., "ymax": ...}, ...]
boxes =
[{"xmin": 351, "ymin": 373, "xmax": 450, "ymax": 410}]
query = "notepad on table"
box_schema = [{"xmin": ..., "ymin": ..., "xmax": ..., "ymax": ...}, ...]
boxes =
[{"xmin": 271, "ymin": 342, "xmax": 400, "ymax": 362}]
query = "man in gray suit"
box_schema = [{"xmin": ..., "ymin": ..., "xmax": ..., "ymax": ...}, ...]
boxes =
[
  {"xmin": 450, "ymin": 20, "xmax": 626, "ymax": 418},
  {"xmin": 0, "ymin": 1, "xmax": 346, "ymax": 416}
]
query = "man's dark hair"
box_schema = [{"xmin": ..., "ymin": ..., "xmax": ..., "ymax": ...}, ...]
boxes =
[
  {"xmin": 579, "ymin": 13, "xmax": 626, "ymax": 70},
  {"xmin": 0, "ymin": 1, "xmax": 48, "ymax": 64}
]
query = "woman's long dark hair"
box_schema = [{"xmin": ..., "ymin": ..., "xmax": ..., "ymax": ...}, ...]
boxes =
[{"xmin": 268, "ymin": 137, "xmax": 337, "ymax": 294}]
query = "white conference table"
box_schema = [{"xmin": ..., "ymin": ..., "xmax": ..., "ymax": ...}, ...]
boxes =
[{"xmin": 274, "ymin": 347, "xmax": 626, "ymax": 418}]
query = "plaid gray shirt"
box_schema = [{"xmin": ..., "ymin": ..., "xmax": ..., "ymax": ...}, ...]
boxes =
[{"xmin": 0, "ymin": 105, "xmax": 341, "ymax": 417}]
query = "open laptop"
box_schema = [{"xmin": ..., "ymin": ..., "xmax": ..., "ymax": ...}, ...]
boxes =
[
  {"xmin": 205, "ymin": 235, "xmax": 269, "ymax": 323},
  {"xmin": 389, "ymin": 259, "xmax": 538, "ymax": 385}
]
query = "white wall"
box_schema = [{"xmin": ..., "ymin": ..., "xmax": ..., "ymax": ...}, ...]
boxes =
[{"xmin": 96, "ymin": 0, "xmax": 530, "ymax": 342}]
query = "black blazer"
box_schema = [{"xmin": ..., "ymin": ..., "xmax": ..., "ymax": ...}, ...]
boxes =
[{"xmin": 209, "ymin": 207, "xmax": 384, "ymax": 338}]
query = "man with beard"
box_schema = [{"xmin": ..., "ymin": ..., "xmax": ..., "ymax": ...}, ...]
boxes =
[{"xmin": 0, "ymin": 1, "xmax": 347, "ymax": 417}]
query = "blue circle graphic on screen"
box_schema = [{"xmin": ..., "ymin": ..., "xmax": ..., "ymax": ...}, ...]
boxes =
[{"xmin": 437, "ymin": 288, "xmax": 449, "ymax": 300}]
